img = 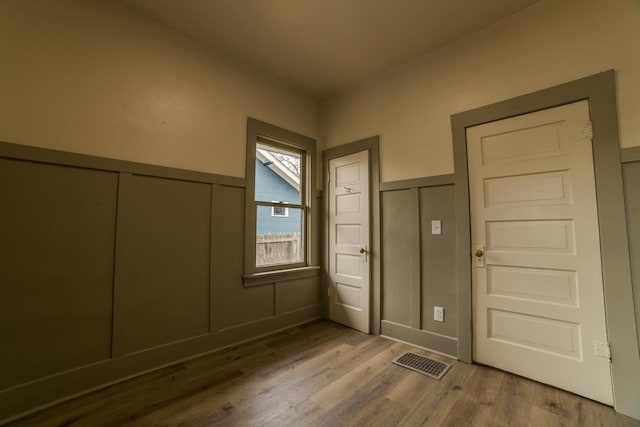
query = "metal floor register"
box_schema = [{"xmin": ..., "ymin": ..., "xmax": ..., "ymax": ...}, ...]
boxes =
[{"xmin": 392, "ymin": 352, "xmax": 451, "ymax": 380}]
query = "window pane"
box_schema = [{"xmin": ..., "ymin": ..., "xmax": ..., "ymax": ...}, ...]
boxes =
[
  {"xmin": 271, "ymin": 205, "xmax": 288, "ymax": 217},
  {"xmin": 256, "ymin": 206, "xmax": 303, "ymax": 267},
  {"xmin": 255, "ymin": 144, "xmax": 301, "ymax": 204}
]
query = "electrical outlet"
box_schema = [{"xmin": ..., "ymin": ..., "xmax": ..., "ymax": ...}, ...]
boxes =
[{"xmin": 434, "ymin": 306, "xmax": 444, "ymax": 322}]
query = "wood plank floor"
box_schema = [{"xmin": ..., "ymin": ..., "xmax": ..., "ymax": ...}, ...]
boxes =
[{"xmin": 6, "ymin": 320, "xmax": 639, "ymax": 427}]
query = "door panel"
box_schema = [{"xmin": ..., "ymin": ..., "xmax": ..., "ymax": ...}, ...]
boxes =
[
  {"xmin": 483, "ymin": 170, "xmax": 572, "ymax": 207},
  {"xmin": 486, "ymin": 265, "xmax": 578, "ymax": 306},
  {"xmin": 468, "ymin": 100, "xmax": 613, "ymax": 404},
  {"xmin": 487, "ymin": 309, "xmax": 581, "ymax": 359},
  {"xmin": 486, "ymin": 219, "xmax": 575, "ymax": 253},
  {"xmin": 329, "ymin": 150, "xmax": 370, "ymax": 333}
]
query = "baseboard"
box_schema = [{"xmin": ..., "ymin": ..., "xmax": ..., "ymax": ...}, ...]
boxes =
[{"xmin": 380, "ymin": 320, "xmax": 458, "ymax": 357}]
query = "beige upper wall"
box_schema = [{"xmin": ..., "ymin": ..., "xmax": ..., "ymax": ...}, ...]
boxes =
[
  {"xmin": 2, "ymin": 0, "xmax": 638, "ymax": 183},
  {"xmin": 321, "ymin": 0, "xmax": 640, "ymax": 182},
  {"xmin": 0, "ymin": 0, "xmax": 319, "ymax": 179}
]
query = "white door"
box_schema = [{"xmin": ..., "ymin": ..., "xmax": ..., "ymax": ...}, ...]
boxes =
[
  {"xmin": 468, "ymin": 100, "xmax": 613, "ymax": 404},
  {"xmin": 328, "ymin": 150, "xmax": 370, "ymax": 333}
]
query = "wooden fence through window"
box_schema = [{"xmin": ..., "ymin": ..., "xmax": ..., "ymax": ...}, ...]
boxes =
[{"xmin": 256, "ymin": 232, "xmax": 302, "ymax": 266}]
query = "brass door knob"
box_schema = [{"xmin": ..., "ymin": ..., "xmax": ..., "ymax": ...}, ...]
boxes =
[
  {"xmin": 359, "ymin": 247, "xmax": 367, "ymax": 254},
  {"xmin": 474, "ymin": 249, "xmax": 484, "ymax": 257}
]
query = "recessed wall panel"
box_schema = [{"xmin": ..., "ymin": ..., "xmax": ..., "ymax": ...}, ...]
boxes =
[
  {"xmin": 217, "ymin": 186, "xmax": 275, "ymax": 329},
  {"xmin": 488, "ymin": 309, "xmax": 581, "ymax": 360},
  {"xmin": 419, "ymin": 185, "xmax": 458, "ymax": 337},
  {"xmin": 486, "ymin": 220, "xmax": 575, "ymax": 254},
  {"xmin": 481, "ymin": 121, "xmax": 567, "ymax": 165},
  {"xmin": 276, "ymin": 277, "xmax": 320, "ymax": 314},
  {"xmin": 126, "ymin": 175, "xmax": 211, "ymax": 353},
  {"xmin": 0, "ymin": 159, "xmax": 117, "ymax": 389},
  {"xmin": 381, "ymin": 190, "xmax": 413, "ymax": 326},
  {"xmin": 487, "ymin": 266, "xmax": 578, "ymax": 306},
  {"xmin": 622, "ymin": 162, "xmax": 640, "ymax": 349}
]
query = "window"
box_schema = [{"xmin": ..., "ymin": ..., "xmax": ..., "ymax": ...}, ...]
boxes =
[
  {"xmin": 271, "ymin": 204, "xmax": 289, "ymax": 217},
  {"xmin": 244, "ymin": 118, "xmax": 316, "ymax": 277}
]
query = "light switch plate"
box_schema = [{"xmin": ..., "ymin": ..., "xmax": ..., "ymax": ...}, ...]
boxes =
[
  {"xmin": 431, "ymin": 220, "xmax": 442, "ymax": 235},
  {"xmin": 434, "ymin": 306, "xmax": 444, "ymax": 322}
]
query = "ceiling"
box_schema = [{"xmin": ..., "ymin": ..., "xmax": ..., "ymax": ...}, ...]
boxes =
[{"xmin": 121, "ymin": 0, "xmax": 541, "ymax": 98}]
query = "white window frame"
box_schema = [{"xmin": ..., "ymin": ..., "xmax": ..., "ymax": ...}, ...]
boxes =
[{"xmin": 243, "ymin": 118, "xmax": 317, "ymax": 282}]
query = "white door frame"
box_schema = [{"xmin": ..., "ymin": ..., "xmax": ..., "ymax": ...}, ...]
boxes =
[
  {"xmin": 322, "ymin": 136, "xmax": 380, "ymax": 335},
  {"xmin": 451, "ymin": 70, "xmax": 640, "ymax": 417}
]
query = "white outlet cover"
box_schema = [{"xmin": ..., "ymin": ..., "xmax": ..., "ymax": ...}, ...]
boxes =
[{"xmin": 434, "ymin": 306, "xmax": 444, "ymax": 322}]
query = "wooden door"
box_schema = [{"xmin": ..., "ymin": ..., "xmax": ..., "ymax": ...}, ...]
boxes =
[
  {"xmin": 467, "ymin": 100, "xmax": 613, "ymax": 404},
  {"xmin": 328, "ymin": 150, "xmax": 370, "ymax": 333}
]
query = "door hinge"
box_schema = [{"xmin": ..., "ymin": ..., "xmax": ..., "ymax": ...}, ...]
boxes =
[
  {"xmin": 582, "ymin": 121, "xmax": 593, "ymax": 141},
  {"xmin": 595, "ymin": 341, "xmax": 611, "ymax": 362},
  {"xmin": 327, "ymin": 286, "xmax": 332, "ymax": 298},
  {"xmin": 327, "ymin": 170, "xmax": 331, "ymax": 184}
]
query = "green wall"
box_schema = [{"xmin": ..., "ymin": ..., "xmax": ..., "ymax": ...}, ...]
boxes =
[{"xmin": 0, "ymin": 142, "xmax": 321, "ymax": 422}]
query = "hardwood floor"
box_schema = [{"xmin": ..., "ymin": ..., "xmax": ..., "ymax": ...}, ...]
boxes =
[{"xmin": 6, "ymin": 320, "xmax": 639, "ymax": 427}]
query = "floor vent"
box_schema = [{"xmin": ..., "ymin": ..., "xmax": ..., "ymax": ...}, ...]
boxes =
[{"xmin": 392, "ymin": 352, "xmax": 451, "ymax": 380}]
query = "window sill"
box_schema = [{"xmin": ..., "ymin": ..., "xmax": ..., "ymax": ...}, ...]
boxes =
[{"xmin": 243, "ymin": 266, "xmax": 320, "ymax": 287}]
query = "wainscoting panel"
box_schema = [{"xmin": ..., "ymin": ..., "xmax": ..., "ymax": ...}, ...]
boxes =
[
  {"xmin": 381, "ymin": 189, "xmax": 415, "ymax": 327},
  {"xmin": 0, "ymin": 158, "xmax": 117, "ymax": 389},
  {"xmin": 622, "ymin": 160, "xmax": 640, "ymax": 347},
  {"xmin": 0, "ymin": 141, "xmax": 320, "ymax": 423},
  {"xmin": 419, "ymin": 185, "xmax": 457, "ymax": 338},
  {"xmin": 380, "ymin": 176, "xmax": 458, "ymax": 356},
  {"xmin": 275, "ymin": 276, "xmax": 321, "ymax": 315},
  {"xmin": 217, "ymin": 185, "xmax": 276, "ymax": 329},
  {"xmin": 124, "ymin": 175, "xmax": 212, "ymax": 354}
]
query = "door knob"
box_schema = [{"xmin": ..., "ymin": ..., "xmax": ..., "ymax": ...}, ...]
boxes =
[
  {"xmin": 359, "ymin": 247, "xmax": 367, "ymax": 254},
  {"xmin": 474, "ymin": 249, "xmax": 484, "ymax": 257}
]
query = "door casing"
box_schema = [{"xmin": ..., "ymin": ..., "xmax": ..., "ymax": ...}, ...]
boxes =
[{"xmin": 451, "ymin": 70, "xmax": 639, "ymax": 417}]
